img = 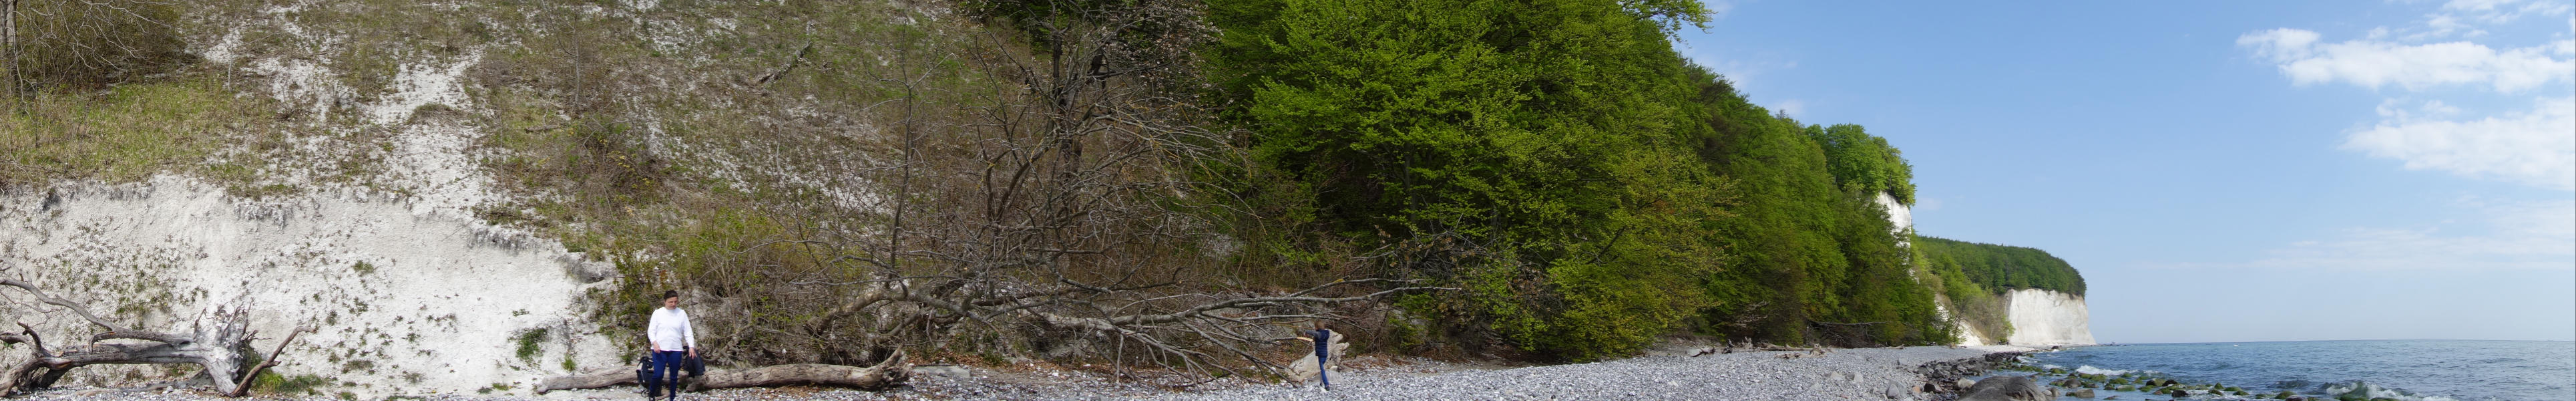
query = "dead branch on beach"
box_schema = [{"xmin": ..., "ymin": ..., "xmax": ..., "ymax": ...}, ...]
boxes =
[
  {"xmin": 535, "ymin": 350, "xmax": 911, "ymax": 394},
  {"xmin": 0, "ymin": 275, "xmax": 294, "ymax": 397},
  {"xmin": 614, "ymin": 0, "xmax": 1451, "ymax": 388}
]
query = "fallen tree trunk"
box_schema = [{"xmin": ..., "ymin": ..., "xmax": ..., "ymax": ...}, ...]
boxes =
[
  {"xmin": 535, "ymin": 349, "xmax": 909, "ymax": 394},
  {"xmin": 0, "ymin": 277, "xmax": 262, "ymax": 397}
]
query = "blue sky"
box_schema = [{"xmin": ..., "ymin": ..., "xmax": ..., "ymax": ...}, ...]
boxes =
[{"xmin": 1673, "ymin": 1, "xmax": 2575, "ymax": 343}]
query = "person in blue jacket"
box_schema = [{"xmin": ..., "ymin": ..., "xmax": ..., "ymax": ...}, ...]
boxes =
[{"xmin": 1296, "ymin": 321, "xmax": 1333, "ymax": 391}]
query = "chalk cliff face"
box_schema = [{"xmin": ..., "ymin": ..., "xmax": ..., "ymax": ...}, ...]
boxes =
[
  {"xmin": 1941, "ymin": 303, "xmax": 1993, "ymax": 346},
  {"xmin": 1876, "ymin": 191, "xmax": 2093, "ymax": 346},
  {"xmin": 0, "ymin": 178, "xmax": 622, "ymax": 396},
  {"xmin": 1873, "ymin": 192, "xmax": 1912, "ymax": 237},
  {"xmin": 2001, "ymin": 289, "xmax": 2095, "ymax": 346}
]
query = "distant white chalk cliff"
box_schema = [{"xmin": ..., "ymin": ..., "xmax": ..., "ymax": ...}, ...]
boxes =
[
  {"xmin": 2001, "ymin": 288, "xmax": 2095, "ymax": 346},
  {"xmin": 1875, "ymin": 191, "xmax": 2093, "ymax": 346}
]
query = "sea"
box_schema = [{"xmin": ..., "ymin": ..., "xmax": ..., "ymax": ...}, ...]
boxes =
[{"xmin": 2023, "ymin": 340, "xmax": 2575, "ymax": 401}]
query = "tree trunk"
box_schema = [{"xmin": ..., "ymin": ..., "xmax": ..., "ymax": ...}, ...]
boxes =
[
  {"xmin": 535, "ymin": 349, "xmax": 909, "ymax": 394},
  {"xmin": 5, "ymin": 0, "xmax": 19, "ymax": 102},
  {"xmin": 0, "ymin": 279, "xmax": 262, "ymax": 397}
]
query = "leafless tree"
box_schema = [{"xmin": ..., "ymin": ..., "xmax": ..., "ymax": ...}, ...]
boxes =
[
  {"xmin": 1, "ymin": 0, "xmax": 184, "ymax": 103},
  {"xmin": 549, "ymin": 0, "xmax": 1446, "ymax": 391},
  {"xmin": 0, "ymin": 275, "xmax": 308, "ymax": 397}
]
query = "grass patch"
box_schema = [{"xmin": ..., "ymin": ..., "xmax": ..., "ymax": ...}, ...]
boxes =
[
  {"xmin": 0, "ymin": 78, "xmax": 259, "ymax": 184},
  {"xmin": 515, "ymin": 327, "xmax": 550, "ymax": 362},
  {"xmin": 252, "ymin": 372, "xmax": 331, "ymax": 396}
]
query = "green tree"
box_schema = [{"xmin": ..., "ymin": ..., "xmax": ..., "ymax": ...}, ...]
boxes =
[{"xmin": 1208, "ymin": 0, "xmax": 1719, "ymax": 359}]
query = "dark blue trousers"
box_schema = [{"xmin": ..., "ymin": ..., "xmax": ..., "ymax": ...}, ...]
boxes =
[
  {"xmin": 648, "ymin": 350, "xmax": 686, "ymax": 400},
  {"xmin": 1317, "ymin": 352, "xmax": 1331, "ymax": 389}
]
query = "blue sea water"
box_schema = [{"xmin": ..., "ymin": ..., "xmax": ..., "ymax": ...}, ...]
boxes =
[{"xmin": 2025, "ymin": 340, "xmax": 2575, "ymax": 401}]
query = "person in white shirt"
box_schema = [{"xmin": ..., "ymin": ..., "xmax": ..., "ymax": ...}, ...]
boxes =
[{"xmin": 645, "ymin": 290, "xmax": 696, "ymax": 400}]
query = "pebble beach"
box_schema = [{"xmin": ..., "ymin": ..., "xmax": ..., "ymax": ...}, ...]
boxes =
[{"xmin": 5, "ymin": 346, "xmax": 2036, "ymax": 401}]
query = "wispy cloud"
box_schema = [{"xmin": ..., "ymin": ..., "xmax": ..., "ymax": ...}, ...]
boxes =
[
  {"xmin": 2344, "ymin": 97, "xmax": 2576, "ymax": 190},
  {"xmin": 2440, "ymin": 0, "xmax": 2574, "ymax": 25},
  {"xmin": 1770, "ymin": 100, "xmax": 1805, "ymax": 118},
  {"xmin": 2237, "ymin": 28, "xmax": 2572, "ymax": 92},
  {"xmin": 2240, "ymin": 1, "xmax": 2576, "ymax": 190},
  {"xmin": 2235, "ymin": 198, "xmax": 2575, "ymax": 270},
  {"xmin": 2382, "ymin": 0, "xmax": 2576, "ymax": 40}
]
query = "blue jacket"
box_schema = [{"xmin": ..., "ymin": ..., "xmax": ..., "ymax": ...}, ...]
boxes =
[{"xmin": 1309, "ymin": 329, "xmax": 1332, "ymax": 356}]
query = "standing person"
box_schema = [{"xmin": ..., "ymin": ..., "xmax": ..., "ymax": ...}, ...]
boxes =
[
  {"xmin": 646, "ymin": 290, "xmax": 696, "ymax": 400},
  {"xmin": 1295, "ymin": 321, "xmax": 1333, "ymax": 391}
]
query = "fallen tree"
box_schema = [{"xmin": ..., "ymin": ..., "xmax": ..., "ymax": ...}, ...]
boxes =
[
  {"xmin": 0, "ymin": 277, "xmax": 304, "ymax": 397},
  {"xmin": 590, "ymin": 0, "xmax": 1453, "ymax": 388},
  {"xmin": 535, "ymin": 349, "xmax": 910, "ymax": 394}
]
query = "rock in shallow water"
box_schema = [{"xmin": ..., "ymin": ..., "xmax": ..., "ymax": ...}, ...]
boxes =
[{"xmin": 1958, "ymin": 375, "xmax": 2051, "ymax": 401}]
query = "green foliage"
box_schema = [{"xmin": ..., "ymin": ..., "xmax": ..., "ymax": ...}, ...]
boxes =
[
  {"xmin": 514, "ymin": 328, "xmax": 550, "ymax": 362},
  {"xmin": 1807, "ymin": 124, "xmax": 1915, "ymax": 204},
  {"xmin": 252, "ymin": 373, "xmax": 330, "ymax": 396},
  {"xmin": 0, "ymin": 78, "xmax": 258, "ymax": 184},
  {"xmin": 1913, "ymin": 235, "xmax": 2086, "ymax": 295},
  {"xmin": 1208, "ymin": 0, "xmax": 1723, "ymax": 359},
  {"xmin": 1680, "ymin": 72, "xmax": 1947, "ymax": 346},
  {"xmin": 1207, "ymin": 0, "xmax": 1962, "ymax": 358}
]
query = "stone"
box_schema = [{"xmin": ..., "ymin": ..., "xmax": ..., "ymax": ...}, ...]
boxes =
[
  {"xmin": 2169, "ymin": 388, "xmax": 2191, "ymax": 398},
  {"xmin": 2066, "ymin": 388, "xmax": 2096, "ymax": 398},
  {"xmin": 911, "ymin": 364, "xmax": 971, "ymax": 380},
  {"xmin": 1286, "ymin": 335, "xmax": 1351, "ymax": 383},
  {"xmin": 1886, "ymin": 384, "xmax": 1908, "ymax": 399},
  {"xmin": 1957, "ymin": 376, "xmax": 2051, "ymax": 401},
  {"xmin": 1957, "ymin": 378, "xmax": 1979, "ymax": 388}
]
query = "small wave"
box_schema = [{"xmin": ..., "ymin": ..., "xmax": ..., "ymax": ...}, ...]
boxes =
[
  {"xmin": 2321, "ymin": 380, "xmax": 2461, "ymax": 401},
  {"xmin": 2073, "ymin": 366, "xmax": 2129, "ymax": 376}
]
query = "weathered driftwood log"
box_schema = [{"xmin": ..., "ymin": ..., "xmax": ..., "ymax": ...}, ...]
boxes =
[
  {"xmin": 535, "ymin": 349, "xmax": 909, "ymax": 394},
  {"xmin": 0, "ymin": 278, "xmax": 268, "ymax": 397}
]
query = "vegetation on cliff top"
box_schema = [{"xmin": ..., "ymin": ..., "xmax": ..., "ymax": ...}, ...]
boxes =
[{"xmin": 0, "ymin": 0, "xmax": 2088, "ymax": 369}]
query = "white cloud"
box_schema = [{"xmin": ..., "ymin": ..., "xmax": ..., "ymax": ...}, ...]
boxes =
[
  {"xmin": 2408, "ymin": 13, "xmax": 2489, "ymax": 40},
  {"xmin": 1771, "ymin": 100, "xmax": 1805, "ymax": 118},
  {"xmin": 2237, "ymin": 28, "xmax": 2575, "ymax": 92},
  {"xmin": 2241, "ymin": 198, "xmax": 2575, "ymax": 270},
  {"xmin": 2441, "ymin": 0, "xmax": 2575, "ymax": 24},
  {"xmin": 2344, "ymin": 96, "xmax": 2576, "ymax": 190}
]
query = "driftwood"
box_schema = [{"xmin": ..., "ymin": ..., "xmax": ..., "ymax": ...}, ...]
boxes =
[
  {"xmin": 0, "ymin": 277, "xmax": 266, "ymax": 396},
  {"xmin": 227, "ymin": 326, "xmax": 315, "ymax": 396},
  {"xmin": 535, "ymin": 349, "xmax": 909, "ymax": 394}
]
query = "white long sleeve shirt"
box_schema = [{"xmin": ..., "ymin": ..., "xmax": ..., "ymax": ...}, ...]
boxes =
[{"xmin": 647, "ymin": 307, "xmax": 696, "ymax": 352}]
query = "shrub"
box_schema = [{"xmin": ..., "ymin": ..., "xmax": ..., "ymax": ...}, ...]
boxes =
[{"xmin": 4, "ymin": 0, "xmax": 189, "ymax": 96}]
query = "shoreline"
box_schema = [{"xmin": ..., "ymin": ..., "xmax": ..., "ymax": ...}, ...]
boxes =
[{"xmin": 9, "ymin": 346, "xmax": 2040, "ymax": 401}]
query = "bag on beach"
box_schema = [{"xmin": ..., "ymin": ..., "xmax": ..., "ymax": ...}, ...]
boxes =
[
  {"xmin": 684, "ymin": 351, "xmax": 706, "ymax": 378},
  {"xmin": 635, "ymin": 355, "xmax": 656, "ymax": 392}
]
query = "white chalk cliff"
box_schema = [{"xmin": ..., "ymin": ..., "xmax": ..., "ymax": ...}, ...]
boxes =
[
  {"xmin": 2000, "ymin": 288, "xmax": 2095, "ymax": 346},
  {"xmin": 1875, "ymin": 191, "xmax": 2093, "ymax": 346}
]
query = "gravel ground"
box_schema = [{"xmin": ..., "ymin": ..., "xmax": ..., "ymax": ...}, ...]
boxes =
[
  {"xmin": 1130, "ymin": 346, "xmax": 2016, "ymax": 401},
  {"xmin": 8, "ymin": 346, "xmax": 2025, "ymax": 401}
]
